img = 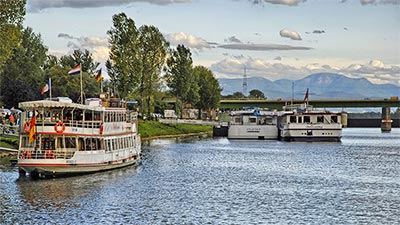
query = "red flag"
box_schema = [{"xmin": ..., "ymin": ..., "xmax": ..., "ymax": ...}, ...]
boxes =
[
  {"xmin": 28, "ymin": 113, "xmax": 36, "ymax": 143},
  {"xmin": 303, "ymin": 88, "xmax": 309, "ymax": 102}
]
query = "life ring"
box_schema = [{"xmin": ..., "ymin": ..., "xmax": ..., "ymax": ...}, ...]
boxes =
[
  {"xmin": 23, "ymin": 122, "xmax": 30, "ymax": 133},
  {"xmin": 45, "ymin": 150, "xmax": 55, "ymax": 159},
  {"xmin": 54, "ymin": 121, "xmax": 66, "ymax": 133},
  {"xmin": 21, "ymin": 150, "xmax": 32, "ymax": 159},
  {"xmin": 99, "ymin": 124, "xmax": 104, "ymax": 134}
]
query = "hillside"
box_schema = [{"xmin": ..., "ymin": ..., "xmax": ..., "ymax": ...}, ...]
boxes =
[{"xmin": 219, "ymin": 73, "xmax": 400, "ymax": 99}]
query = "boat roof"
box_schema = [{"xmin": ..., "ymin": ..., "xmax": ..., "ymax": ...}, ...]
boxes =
[{"xmin": 18, "ymin": 100, "xmax": 105, "ymax": 111}]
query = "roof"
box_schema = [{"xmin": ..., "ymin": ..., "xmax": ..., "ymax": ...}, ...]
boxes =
[{"xmin": 18, "ymin": 100, "xmax": 104, "ymax": 111}]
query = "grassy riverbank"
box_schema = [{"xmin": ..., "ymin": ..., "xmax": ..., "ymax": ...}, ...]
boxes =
[
  {"xmin": 0, "ymin": 121, "xmax": 213, "ymax": 165},
  {"xmin": 138, "ymin": 121, "xmax": 213, "ymax": 140}
]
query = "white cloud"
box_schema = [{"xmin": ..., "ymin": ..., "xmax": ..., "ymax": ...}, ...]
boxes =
[
  {"xmin": 279, "ymin": 29, "xmax": 302, "ymax": 40},
  {"xmin": 218, "ymin": 43, "xmax": 311, "ymax": 51},
  {"xmin": 251, "ymin": 0, "xmax": 305, "ymax": 6},
  {"xmin": 360, "ymin": 0, "xmax": 400, "ymax": 5},
  {"xmin": 58, "ymin": 33, "xmax": 110, "ymax": 64},
  {"xmin": 28, "ymin": 0, "xmax": 192, "ymax": 12},
  {"xmin": 164, "ymin": 32, "xmax": 211, "ymax": 50},
  {"xmin": 209, "ymin": 57, "xmax": 400, "ymax": 85}
]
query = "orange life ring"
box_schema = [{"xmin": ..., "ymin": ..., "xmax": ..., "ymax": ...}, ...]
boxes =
[
  {"xmin": 45, "ymin": 150, "xmax": 55, "ymax": 159},
  {"xmin": 99, "ymin": 124, "xmax": 104, "ymax": 134},
  {"xmin": 21, "ymin": 150, "xmax": 32, "ymax": 159},
  {"xmin": 23, "ymin": 122, "xmax": 30, "ymax": 133},
  {"xmin": 54, "ymin": 121, "xmax": 66, "ymax": 133}
]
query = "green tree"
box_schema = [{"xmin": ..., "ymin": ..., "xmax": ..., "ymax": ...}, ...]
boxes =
[
  {"xmin": 1, "ymin": 27, "xmax": 47, "ymax": 107},
  {"xmin": 194, "ymin": 66, "xmax": 221, "ymax": 111},
  {"xmin": 137, "ymin": 25, "xmax": 169, "ymax": 117},
  {"xmin": 165, "ymin": 45, "xmax": 199, "ymax": 117},
  {"xmin": 106, "ymin": 13, "xmax": 140, "ymax": 99},
  {"xmin": 0, "ymin": 0, "xmax": 26, "ymax": 71},
  {"xmin": 232, "ymin": 92, "xmax": 246, "ymax": 99},
  {"xmin": 249, "ymin": 89, "xmax": 266, "ymax": 99}
]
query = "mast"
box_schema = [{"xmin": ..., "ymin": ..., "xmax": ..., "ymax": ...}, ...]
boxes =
[
  {"xmin": 243, "ymin": 66, "xmax": 247, "ymax": 98},
  {"xmin": 80, "ymin": 63, "xmax": 83, "ymax": 104},
  {"xmin": 49, "ymin": 77, "xmax": 52, "ymax": 100}
]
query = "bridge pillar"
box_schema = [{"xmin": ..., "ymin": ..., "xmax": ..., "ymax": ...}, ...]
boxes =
[
  {"xmin": 341, "ymin": 112, "xmax": 348, "ymax": 128},
  {"xmin": 381, "ymin": 107, "xmax": 392, "ymax": 132}
]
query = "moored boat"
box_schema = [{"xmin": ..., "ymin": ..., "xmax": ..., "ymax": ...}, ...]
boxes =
[
  {"xmin": 228, "ymin": 107, "xmax": 278, "ymax": 140},
  {"xmin": 17, "ymin": 96, "xmax": 141, "ymax": 178},
  {"xmin": 277, "ymin": 103, "xmax": 342, "ymax": 142}
]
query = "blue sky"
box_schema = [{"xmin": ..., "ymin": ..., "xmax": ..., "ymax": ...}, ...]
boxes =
[{"xmin": 24, "ymin": 0, "xmax": 399, "ymax": 85}]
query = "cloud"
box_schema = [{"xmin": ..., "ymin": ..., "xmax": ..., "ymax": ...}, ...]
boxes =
[
  {"xmin": 312, "ymin": 30, "xmax": 325, "ymax": 34},
  {"xmin": 280, "ymin": 29, "xmax": 302, "ymax": 40},
  {"xmin": 250, "ymin": 0, "xmax": 305, "ymax": 6},
  {"xmin": 225, "ymin": 36, "xmax": 242, "ymax": 43},
  {"xmin": 360, "ymin": 0, "xmax": 400, "ymax": 5},
  {"xmin": 218, "ymin": 43, "xmax": 312, "ymax": 51},
  {"xmin": 164, "ymin": 32, "xmax": 211, "ymax": 50},
  {"xmin": 58, "ymin": 33, "xmax": 110, "ymax": 64},
  {"xmin": 28, "ymin": 0, "xmax": 191, "ymax": 12},
  {"xmin": 209, "ymin": 57, "xmax": 400, "ymax": 85}
]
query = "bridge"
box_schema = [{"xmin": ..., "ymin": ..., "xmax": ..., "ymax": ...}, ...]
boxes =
[{"xmin": 219, "ymin": 99, "xmax": 400, "ymax": 110}]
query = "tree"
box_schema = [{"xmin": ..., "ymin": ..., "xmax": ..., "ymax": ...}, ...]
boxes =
[
  {"xmin": 0, "ymin": 0, "xmax": 26, "ymax": 71},
  {"xmin": 106, "ymin": 13, "xmax": 140, "ymax": 99},
  {"xmin": 194, "ymin": 66, "xmax": 221, "ymax": 111},
  {"xmin": 1, "ymin": 27, "xmax": 47, "ymax": 107},
  {"xmin": 232, "ymin": 92, "xmax": 246, "ymax": 99},
  {"xmin": 249, "ymin": 89, "xmax": 266, "ymax": 99},
  {"xmin": 136, "ymin": 25, "xmax": 169, "ymax": 117},
  {"xmin": 165, "ymin": 44, "xmax": 199, "ymax": 116}
]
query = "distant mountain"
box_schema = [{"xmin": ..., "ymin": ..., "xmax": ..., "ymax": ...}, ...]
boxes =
[{"xmin": 218, "ymin": 73, "xmax": 400, "ymax": 99}]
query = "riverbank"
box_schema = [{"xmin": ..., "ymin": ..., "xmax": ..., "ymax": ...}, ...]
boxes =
[{"xmin": 0, "ymin": 121, "xmax": 213, "ymax": 166}]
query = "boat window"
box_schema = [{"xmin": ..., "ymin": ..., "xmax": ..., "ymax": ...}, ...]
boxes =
[
  {"xmin": 298, "ymin": 116, "xmax": 303, "ymax": 123},
  {"xmin": 51, "ymin": 109, "xmax": 62, "ymax": 122},
  {"xmin": 73, "ymin": 109, "xmax": 83, "ymax": 121},
  {"xmin": 304, "ymin": 116, "xmax": 310, "ymax": 123},
  {"xmin": 317, "ymin": 116, "xmax": 324, "ymax": 123},
  {"xmin": 56, "ymin": 137, "xmax": 64, "ymax": 149},
  {"xmin": 331, "ymin": 116, "xmax": 338, "ymax": 123},
  {"xmin": 84, "ymin": 110, "xmax": 92, "ymax": 121},
  {"xmin": 21, "ymin": 137, "xmax": 34, "ymax": 148},
  {"xmin": 65, "ymin": 137, "xmax": 76, "ymax": 148},
  {"xmin": 249, "ymin": 117, "xmax": 257, "ymax": 123},
  {"xmin": 290, "ymin": 116, "xmax": 296, "ymax": 123},
  {"xmin": 94, "ymin": 111, "xmax": 101, "ymax": 120},
  {"xmin": 64, "ymin": 109, "xmax": 73, "ymax": 121},
  {"xmin": 41, "ymin": 137, "xmax": 55, "ymax": 150}
]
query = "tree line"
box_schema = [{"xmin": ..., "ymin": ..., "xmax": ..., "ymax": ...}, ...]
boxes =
[{"xmin": 0, "ymin": 2, "xmax": 222, "ymax": 119}]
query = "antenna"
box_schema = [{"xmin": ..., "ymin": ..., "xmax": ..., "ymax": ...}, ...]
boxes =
[{"xmin": 243, "ymin": 66, "xmax": 247, "ymax": 97}]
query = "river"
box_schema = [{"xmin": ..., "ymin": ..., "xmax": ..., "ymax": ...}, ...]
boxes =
[{"xmin": 1, "ymin": 128, "xmax": 399, "ymax": 224}]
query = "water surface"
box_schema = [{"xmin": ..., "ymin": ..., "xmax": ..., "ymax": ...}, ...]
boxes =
[{"xmin": 1, "ymin": 128, "xmax": 399, "ymax": 224}]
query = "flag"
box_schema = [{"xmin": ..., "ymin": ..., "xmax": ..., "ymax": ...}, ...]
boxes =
[
  {"xmin": 95, "ymin": 69, "xmax": 102, "ymax": 82},
  {"xmin": 28, "ymin": 113, "xmax": 36, "ymax": 143},
  {"xmin": 303, "ymin": 88, "xmax": 309, "ymax": 102},
  {"xmin": 41, "ymin": 79, "xmax": 51, "ymax": 95},
  {"xmin": 68, "ymin": 64, "xmax": 81, "ymax": 76}
]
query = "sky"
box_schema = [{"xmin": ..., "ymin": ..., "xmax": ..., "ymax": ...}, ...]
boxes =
[{"xmin": 24, "ymin": 0, "xmax": 400, "ymax": 86}]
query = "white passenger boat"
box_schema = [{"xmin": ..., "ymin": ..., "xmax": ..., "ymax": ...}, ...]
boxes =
[
  {"xmin": 277, "ymin": 103, "xmax": 342, "ymax": 141},
  {"xmin": 17, "ymin": 97, "xmax": 141, "ymax": 178},
  {"xmin": 228, "ymin": 107, "xmax": 278, "ymax": 140}
]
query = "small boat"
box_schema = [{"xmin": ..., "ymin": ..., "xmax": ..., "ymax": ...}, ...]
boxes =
[
  {"xmin": 17, "ymin": 96, "xmax": 141, "ymax": 178},
  {"xmin": 277, "ymin": 103, "xmax": 342, "ymax": 141},
  {"xmin": 228, "ymin": 107, "xmax": 278, "ymax": 140}
]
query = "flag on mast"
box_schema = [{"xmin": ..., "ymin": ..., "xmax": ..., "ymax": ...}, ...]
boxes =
[
  {"xmin": 41, "ymin": 78, "xmax": 51, "ymax": 95},
  {"xmin": 28, "ymin": 112, "xmax": 36, "ymax": 143},
  {"xmin": 68, "ymin": 64, "xmax": 81, "ymax": 76},
  {"xmin": 95, "ymin": 69, "xmax": 102, "ymax": 82},
  {"xmin": 303, "ymin": 88, "xmax": 309, "ymax": 102}
]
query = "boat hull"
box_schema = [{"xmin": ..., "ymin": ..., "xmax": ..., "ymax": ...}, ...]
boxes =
[
  {"xmin": 279, "ymin": 126, "xmax": 342, "ymax": 142},
  {"xmin": 228, "ymin": 125, "xmax": 278, "ymax": 140},
  {"xmin": 18, "ymin": 156, "xmax": 141, "ymax": 179}
]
